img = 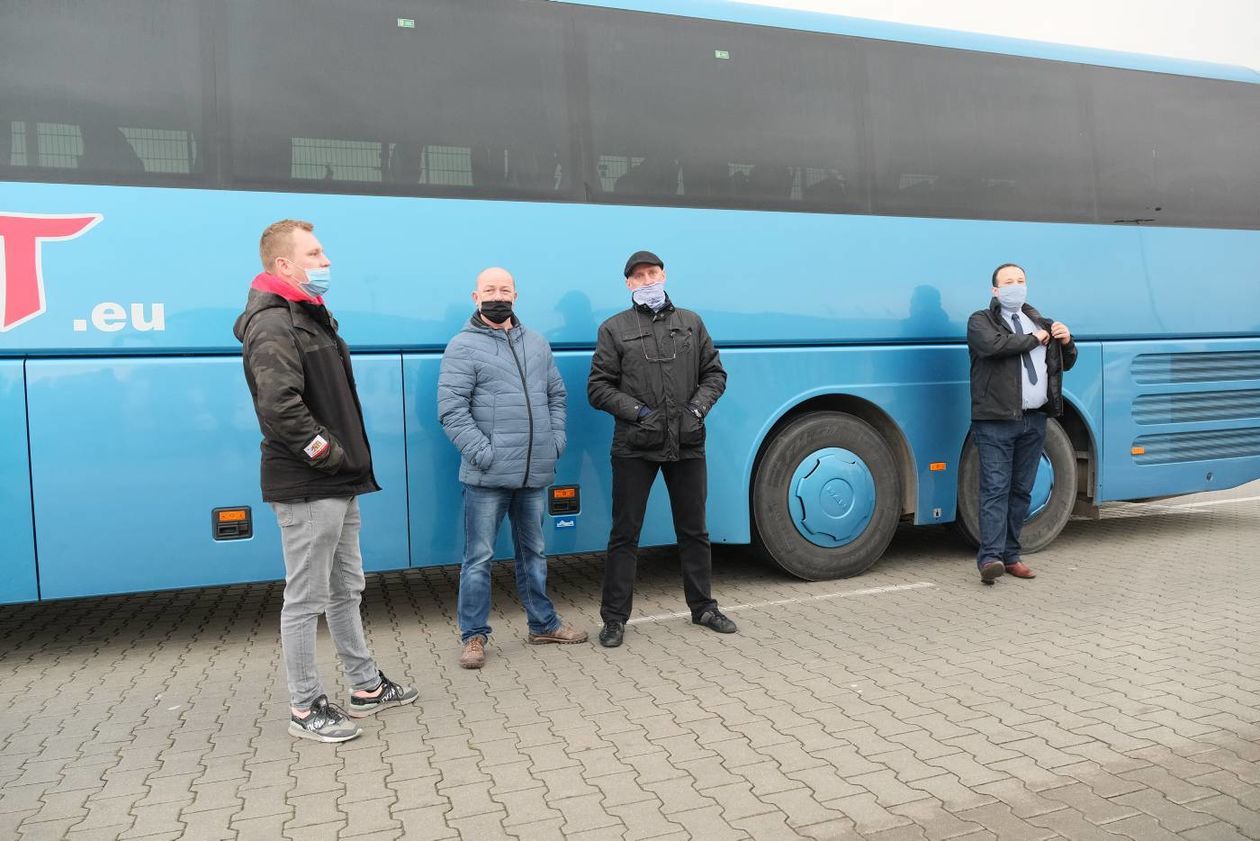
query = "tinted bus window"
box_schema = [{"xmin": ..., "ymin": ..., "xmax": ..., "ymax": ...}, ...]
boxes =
[
  {"xmin": 0, "ymin": 0, "xmax": 207, "ymax": 185},
  {"xmin": 579, "ymin": 10, "xmax": 868, "ymax": 213},
  {"xmin": 224, "ymin": 0, "xmax": 574, "ymax": 200},
  {"xmin": 866, "ymin": 42, "xmax": 1095, "ymax": 223},
  {"xmin": 1091, "ymin": 68, "xmax": 1260, "ymax": 229}
]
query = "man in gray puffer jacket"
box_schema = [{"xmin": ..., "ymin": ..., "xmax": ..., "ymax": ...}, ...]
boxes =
[{"xmin": 438, "ymin": 267, "xmax": 588, "ymax": 669}]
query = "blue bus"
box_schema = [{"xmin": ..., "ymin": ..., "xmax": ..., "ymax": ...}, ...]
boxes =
[{"xmin": 3, "ymin": 0, "xmax": 1259, "ymax": 603}]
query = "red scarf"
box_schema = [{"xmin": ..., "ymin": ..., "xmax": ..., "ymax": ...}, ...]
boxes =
[{"xmin": 251, "ymin": 272, "xmax": 323, "ymax": 306}]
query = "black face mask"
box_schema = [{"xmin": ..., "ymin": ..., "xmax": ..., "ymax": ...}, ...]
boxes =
[{"xmin": 480, "ymin": 299, "xmax": 514, "ymax": 325}]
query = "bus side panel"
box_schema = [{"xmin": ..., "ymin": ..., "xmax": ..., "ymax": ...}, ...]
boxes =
[
  {"xmin": 0, "ymin": 361, "xmax": 39, "ymax": 604},
  {"xmin": 27, "ymin": 356, "xmax": 408, "ymax": 599},
  {"xmin": 1099, "ymin": 338, "xmax": 1260, "ymax": 503},
  {"xmin": 717, "ymin": 346, "xmax": 973, "ymax": 537},
  {"xmin": 1060, "ymin": 342, "xmax": 1105, "ymax": 496},
  {"xmin": 403, "ymin": 351, "xmax": 677, "ymax": 569}
]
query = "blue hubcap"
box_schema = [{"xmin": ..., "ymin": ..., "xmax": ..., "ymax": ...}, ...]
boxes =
[
  {"xmin": 789, "ymin": 448, "xmax": 876, "ymax": 548},
  {"xmin": 1028, "ymin": 453, "xmax": 1054, "ymax": 518}
]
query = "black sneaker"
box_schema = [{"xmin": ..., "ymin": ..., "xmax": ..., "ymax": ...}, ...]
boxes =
[
  {"xmin": 693, "ymin": 609, "xmax": 737, "ymax": 634},
  {"xmin": 347, "ymin": 671, "xmax": 419, "ymax": 718},
  {"xmin": 598, "ymin": 621, "xmax": 624, "ymax": 648},
  {"xmin": 289, "ymin": 695, "xmax": 362, "ymax": 743}
]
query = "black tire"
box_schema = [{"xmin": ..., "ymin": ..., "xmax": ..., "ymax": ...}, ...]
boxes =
[
  {"xmin": 955, "ymin": 417, "xmax": 1077, "ymax": 553},
  {"xmin": 753, "ymin": 412, "xmax": 902, "ymax": 581}
]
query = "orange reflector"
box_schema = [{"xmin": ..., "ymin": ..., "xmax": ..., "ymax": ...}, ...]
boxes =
[
  {"xmin": 1131, "ymin": 446, "xmax": 1146, "ymax": 456},
  {"xmin": 217, "ymin": 509, "xmax": 248, "ymax": 522},
  {"xmin": 552, "ymin": 487, "xmax": 576, "ymax": 500},
  {"xmin": 929, "ymin": 462, "xmax": 947, "ymax": 472}
]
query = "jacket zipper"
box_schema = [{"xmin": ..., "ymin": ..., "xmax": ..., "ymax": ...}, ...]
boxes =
[{"xmin": 506, "ymin": 330, "xmax": 534, "ymax": 486}]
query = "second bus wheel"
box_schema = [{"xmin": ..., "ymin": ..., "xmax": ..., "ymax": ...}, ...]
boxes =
[
  {"xmin": 954, "ymin": 416, "xmax": 1078, "ymax": 554},
  {"xmin": 753, "ymin": 412, "xmax": 902, "ymax": 581}
]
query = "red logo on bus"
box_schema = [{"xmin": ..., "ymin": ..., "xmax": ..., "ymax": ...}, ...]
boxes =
[{"xmin": 0, "ymin": 213, "xmax": 103, "ymax": 332}]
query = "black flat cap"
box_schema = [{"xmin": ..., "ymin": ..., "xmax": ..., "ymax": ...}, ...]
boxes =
[{"xmin": 623, "ymin": 250, "xmax": 664, "ymax": 278}]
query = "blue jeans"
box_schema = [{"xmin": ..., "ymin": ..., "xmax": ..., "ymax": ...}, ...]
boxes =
[
  {"xmin": 972, "ymin": 413, "xmax": 1047, "ymax": 568},
  {"xmin": 458, "ymin": 484, "xmax": 561, "ymax": 643}
]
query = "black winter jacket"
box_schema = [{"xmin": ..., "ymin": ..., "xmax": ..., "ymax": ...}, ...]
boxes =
[
  {"xmin": 233, "ymin": 289, "xmax": 380, "ymax": 502},
  {"xmin": 588, "ymin": 298, "xmax": 726, "ymax": 461},
  {"xmin": 967, "ymin": 299, "xmax": 1078, "ymax": 421}
]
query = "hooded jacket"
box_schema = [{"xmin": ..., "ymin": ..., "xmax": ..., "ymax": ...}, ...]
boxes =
[
  {"xmin": 967, "ymin": 298, "xmax": 1078, "ymax": 421},
  {"xmin": 437, "ymin": 313, "xmax": 567, "ymax": 489},
  {"xmin": 233, "ymin": 275, "xmax": 379, "ymax": 502},
  {"xmin": 587, "ymin": 297, "xmax": 726, "ymax": 461}
]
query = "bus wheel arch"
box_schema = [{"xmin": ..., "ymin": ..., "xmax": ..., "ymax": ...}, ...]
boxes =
[{"xmin": 751, "ymin": 396, "xmax": 913, "ymax": 581}]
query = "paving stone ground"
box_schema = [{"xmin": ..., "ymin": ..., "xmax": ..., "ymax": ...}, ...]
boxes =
[{"xmin": 2, "ymin": 482, "xmax": 1258, "ymax": 841}]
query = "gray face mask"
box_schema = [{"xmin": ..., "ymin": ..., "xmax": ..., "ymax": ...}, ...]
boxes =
[
  {"xmin": 632, "ymin": 281, "xmax": 667, "ymax": 312},
  {"xmin": 995, "ymin": 283, "xmax": 1027, "ymax": 311}
]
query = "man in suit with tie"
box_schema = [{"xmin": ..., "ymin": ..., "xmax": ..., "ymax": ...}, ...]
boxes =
[{"xmin": 966, "ymin": 263, "xmax": 1077, "ymax": 584}]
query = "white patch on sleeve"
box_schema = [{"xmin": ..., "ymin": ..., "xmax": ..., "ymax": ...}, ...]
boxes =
[{"xmin": 304, "ymin": 435, "xmax": 329, "ymax": 459}]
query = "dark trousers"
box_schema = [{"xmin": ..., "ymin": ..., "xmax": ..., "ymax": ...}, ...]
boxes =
[
  {"xmin": 601, "ymin": 456, "xmax": 718, "ymax": 624},
  {"xmin": 972, "ymin": 412, "xmax": 1048, "ymax": 567}
]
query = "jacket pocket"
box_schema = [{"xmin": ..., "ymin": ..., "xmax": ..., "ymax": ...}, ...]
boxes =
[
  {"xmin": 625, "ymin": 409, "xmax": 667, "ymax": 451},
  {"xmin": 312, "ymin": 434, "xmax": 348, "ymax": 474},
  {"xmin": 674, "ymin": 325, "xmax": 694, "ymax": 355},
  {"xmin": 473, "ymin": 441, "xmax": 495, "ymax": 470},
  {"xmin": 679, "ymin": 409, "xmax": 706, "ymax": 448}
]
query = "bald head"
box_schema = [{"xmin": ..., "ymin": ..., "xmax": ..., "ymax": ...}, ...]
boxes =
[
  {"xmin": 472, "ymin": 266, "xmax": 518, "ymax": 329},
  {"xmin": 476, "ymin": 267, "xmax": 515, "ymax": 293}
]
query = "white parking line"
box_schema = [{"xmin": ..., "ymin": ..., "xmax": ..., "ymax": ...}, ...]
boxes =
[
  {"xmin": 1158, "ymin": 494, "xmax": 1260, "ymax": 509},
  {"xmin": 626, "ymin": 581, "xmax": 936, "ymax": 625},
  {"xmin": 1100, "ymin": 493, "xmax": 1260, "ymax": 519}
]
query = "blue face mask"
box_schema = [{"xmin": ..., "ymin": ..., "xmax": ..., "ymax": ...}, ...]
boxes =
[
  {"xmin": 631, "ymin": 281, "xmax": 667, "ymax": 312},
  {"xmin": 299, "ymin": 265, "xmax": 331, "ymax": 298},
  {"xmin": 995, "ymin": 283, "xmax": 1026, "ymax": 311}
]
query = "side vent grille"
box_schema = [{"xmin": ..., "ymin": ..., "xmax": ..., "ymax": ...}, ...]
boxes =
[
  {"xmin": 1133, "ymin": 428, "xmax": 1260, "ymax": 464},
  {"xmin": 1132, "ymin": 351, "xmax": 1260, "ymax": 384},
  {"xmin": 1133, "ymin": 390, "xmax": 1260, "ymax": 425}
]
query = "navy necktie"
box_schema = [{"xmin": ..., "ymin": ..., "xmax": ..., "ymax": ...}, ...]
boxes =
[{"xmin": 1011, "ymin": 314, "xmax": 1038, "ymax": 385}]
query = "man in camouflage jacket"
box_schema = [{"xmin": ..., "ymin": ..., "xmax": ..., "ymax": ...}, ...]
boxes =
[{"xmin": 234, "ymin": 219, "xmax": 415, "ymax": 744}]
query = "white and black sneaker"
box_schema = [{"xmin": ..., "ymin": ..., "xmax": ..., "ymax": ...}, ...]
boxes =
[
  {"xmin": 289, "ymin": 695, "xmax": 362, "ymax": 743},
  {"xmin": 347, "ymin": 671, "xmax": 419, "ymax": 718}
]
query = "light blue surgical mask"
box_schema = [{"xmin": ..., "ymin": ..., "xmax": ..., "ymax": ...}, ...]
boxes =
[
  {"xmin": 632, "ymin": 281, "xmax": 667, "ymax": 312},
  {"xmin": 299, "ymin": 265, "xmax": 331, "ymax": 298},
  {"xmin": 995, "ymin": 283, "xmax": 1026, "ymax": 312}
]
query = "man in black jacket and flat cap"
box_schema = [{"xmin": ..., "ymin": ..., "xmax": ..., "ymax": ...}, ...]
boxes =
[{"xmin": 587, "ymin": 250, "xmax": 736, "ymax": 648}]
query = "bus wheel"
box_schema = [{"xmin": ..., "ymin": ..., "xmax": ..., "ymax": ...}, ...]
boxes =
[
  {"xmin": 955, "ymin": 417, "xmax": 1077, "ymax": 553},
  {"xmin": 753, "ymin": 412, "xmax": 902, "ymax": 581}
]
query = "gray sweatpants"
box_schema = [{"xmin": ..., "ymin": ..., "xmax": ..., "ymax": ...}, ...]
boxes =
[{"xmin": 271, "ymin": 496, "xmax": 379, "ymax": 709}]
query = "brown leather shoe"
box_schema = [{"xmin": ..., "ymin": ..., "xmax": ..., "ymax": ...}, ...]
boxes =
[
  {"xmin": 979, "ymin": 560, "xmax": 1005, "ymax": 585},
  {"xmin": 1006, "ymin": 561, "xmax": 1036, "ymax": 579},
  {"xmin": 459, "ymin": 636, "xmax": 487, "ymax": 669},
  {"xmin": 529, "ymin": 622, "xmax": 589, "ymax": 645}
]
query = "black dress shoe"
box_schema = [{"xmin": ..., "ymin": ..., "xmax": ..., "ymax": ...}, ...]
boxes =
[
  {"xmin": 693, "ymin": 609, "xmax": 738, "ymax": 634},
  {"xmin": 598, "ymin": 621, "xmax": 624, "ymax": 648}
]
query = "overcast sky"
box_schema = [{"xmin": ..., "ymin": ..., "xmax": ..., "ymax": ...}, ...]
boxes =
[{"xmin": 740, "ymin": 0, "xmax": 1260, "ymax": 71}]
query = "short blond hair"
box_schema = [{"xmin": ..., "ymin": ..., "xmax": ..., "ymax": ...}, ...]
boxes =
[{"xmin": 259, "ymin": 219, "xmax": 314, "ymax": 271}]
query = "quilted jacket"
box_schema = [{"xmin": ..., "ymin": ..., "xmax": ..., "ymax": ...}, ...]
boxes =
[{"xmin": 437, "ymin": 313, "xmax": 566, "ymax": 489}]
